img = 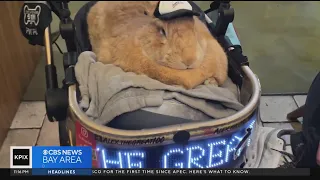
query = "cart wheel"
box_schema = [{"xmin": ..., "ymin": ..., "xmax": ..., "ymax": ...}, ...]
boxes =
[{"xmin": 58, "ymin": 120, "xmax": 70, "ymax": 146}]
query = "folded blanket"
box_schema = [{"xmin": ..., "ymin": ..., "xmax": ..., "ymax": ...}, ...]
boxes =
[{"xmin": 75, "ymin": 51, "xmax": 244, "ymax": 125}]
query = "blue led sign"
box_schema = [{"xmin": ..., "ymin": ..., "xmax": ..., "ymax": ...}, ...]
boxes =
[{"xmin": 96, "ymin": 116, "xmax": 256, "ymax": 168}]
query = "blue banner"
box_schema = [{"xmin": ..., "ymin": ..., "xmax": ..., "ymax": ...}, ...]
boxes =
[{"xmin": 32, "ymin": 146, "xmax": 92, "ymax": 169}]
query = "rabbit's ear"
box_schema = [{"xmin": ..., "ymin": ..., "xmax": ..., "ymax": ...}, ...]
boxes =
[
  {"xmin": 151, "ymin": 18, "xmax": 165, "ymax": 28},
  {"xmin": 147, "ymin": 1, "xmax": 159, "ymax": 6},
  {"xmin": 144, "ymin": 1, "xmax": 159, "ymax": 17}
]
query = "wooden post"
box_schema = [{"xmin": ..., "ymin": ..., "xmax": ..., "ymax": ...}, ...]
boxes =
[{"xmin": 0, "ymin": 1, "xmax": 42, "ymax": 147}]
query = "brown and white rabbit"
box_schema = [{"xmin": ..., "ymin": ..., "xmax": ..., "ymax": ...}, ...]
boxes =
[{"xmin": 87, "ymin": 1, "xmax": 228, "ymax": 89}]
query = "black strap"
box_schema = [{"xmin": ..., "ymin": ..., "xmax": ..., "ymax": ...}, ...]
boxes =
[{"xmin": 228, "ymin": 45, "xmax": 249, "ymax": 66}]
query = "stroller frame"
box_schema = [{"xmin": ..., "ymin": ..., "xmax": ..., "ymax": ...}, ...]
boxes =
[{"xmin": 20, "ymin": 1, "xmax": 261, "ymax": 168}]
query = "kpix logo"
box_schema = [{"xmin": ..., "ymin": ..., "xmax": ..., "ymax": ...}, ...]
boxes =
[
  {"xmin": 10, "ymin": 146, "xmax": 32, "ymax": 168},
  {"xmin": 13, "ymin": 149, "xmax": 29, "ymax": 164}
]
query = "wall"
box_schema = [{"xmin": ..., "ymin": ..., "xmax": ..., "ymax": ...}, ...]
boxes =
[{"xmin": 0, "ymin": 1, "xmax": 42, "ymax": 146}]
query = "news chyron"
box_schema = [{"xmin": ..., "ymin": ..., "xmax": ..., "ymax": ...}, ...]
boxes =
[{"xmin": 10, "ymin": 146, "xmax": 92, "ymax": 176}]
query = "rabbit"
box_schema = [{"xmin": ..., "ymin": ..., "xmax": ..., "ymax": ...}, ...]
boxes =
[{"xmin": 87, "ymin": 1, "xmax": 228, "ymax": 89}]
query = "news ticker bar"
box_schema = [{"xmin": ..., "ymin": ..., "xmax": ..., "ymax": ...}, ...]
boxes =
[{"xmin": 7, "ymin": 168, "xmax": 316, "ymax": 176}]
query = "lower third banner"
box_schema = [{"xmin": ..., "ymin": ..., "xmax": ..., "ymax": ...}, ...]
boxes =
[
  {"xmin": 31, "ymin": 146, "xmax": 92, "ymax": 175},
  {"xmin": 9, "ymin": 168, "xmax": 311, "ymax": 176}
]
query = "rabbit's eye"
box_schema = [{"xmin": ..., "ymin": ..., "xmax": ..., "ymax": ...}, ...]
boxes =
[
  {"xmin": 160, "ymin": 28, "xmax": 166, "ymax": 37},
  {"xmin": 144, "ymin": 11, "xmax": 148, "ymax": 15}
]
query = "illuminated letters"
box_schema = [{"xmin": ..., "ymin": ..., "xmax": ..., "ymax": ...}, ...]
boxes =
[
  {"xmin": 207, "ymin": 140, "xmax": 226, "ymax": 167},
  {"xmin": 163, "ymin": 148, "xmax": 184, "ymax": 168},
  {"xmin": 225, "ymin": 136, "xmax": 242, "ymax": 163},
  {"xmin": 101, "ymin": 150, "xmax": 123, "ymax": 168},
  {"xmin": 187, "ymin": 146, "xmax": 205, "ymax": 168},
  {"xmin": 124, "ymin": 152, "xmax": 145, "ymax": 168},
  {"xmin": 99, "ymin": 149, "xmax": 146, "ymax": 168},
  {"xmin": 98, "ymin": 119, "xmax": 256, "ymax": 168}
]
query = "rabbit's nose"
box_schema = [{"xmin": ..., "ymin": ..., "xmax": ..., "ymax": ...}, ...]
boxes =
[
  {"xmin": 182, "ymin": 47, "xmax": 198, "ymax": 67},
  {"xmin": 186, "ymin": 54, "xmax": 203, "ymax": 69},
  {"xmin": 184, "ymin": 59, "xmax": 194, "ymax": 67},
  {"xmin": 183, "ymin": 56, "xmax": 197, "ymax": 67}
]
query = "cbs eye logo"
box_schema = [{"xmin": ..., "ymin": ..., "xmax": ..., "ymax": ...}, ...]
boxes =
[{"xmin": 10, "ymin": 146, "xmax": 32, "ymax": 168}]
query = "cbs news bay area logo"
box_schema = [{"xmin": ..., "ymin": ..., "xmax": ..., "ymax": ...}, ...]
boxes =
[
  {"xmin": 42, "ymin": 149, "xmax": 83, "ymax": 163},
  {"xmin": 10, "ymin": 146, "xmax": 92, "ymax": 169}
]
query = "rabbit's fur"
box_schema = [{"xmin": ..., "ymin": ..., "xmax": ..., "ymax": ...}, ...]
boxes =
[{"xmin": 87, "ymin": 1, "xmax": 228, "ymax": 89}]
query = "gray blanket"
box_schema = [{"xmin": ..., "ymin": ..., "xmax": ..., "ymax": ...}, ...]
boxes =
[{"xmin": 75, "ymin": 51, "xmax": 244, "ymax": 125}]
